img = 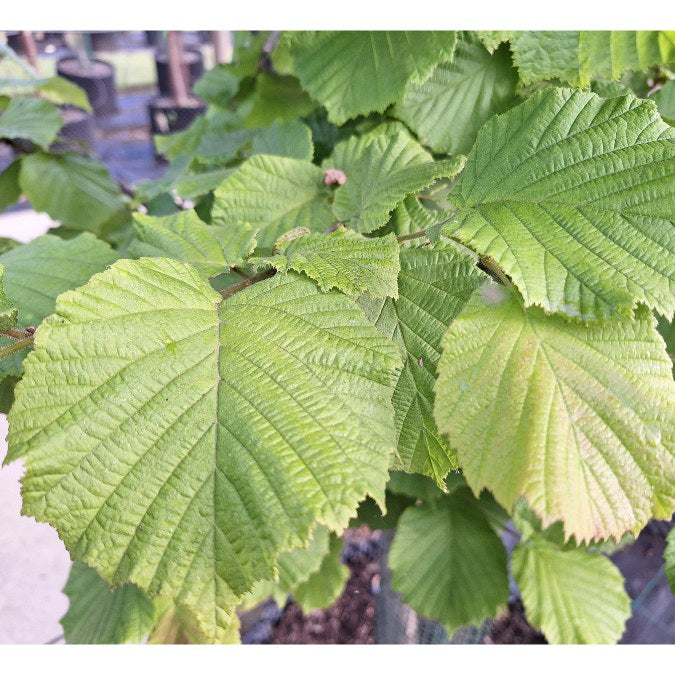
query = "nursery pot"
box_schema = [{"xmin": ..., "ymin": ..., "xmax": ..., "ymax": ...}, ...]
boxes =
[
  {"xmin": 56, "ymin": 57, "xmax": 118, "ymax": 116},
  {"xmin": 51, "ymin": 106, "xmax": 96, "ymax": 153},
  {"xmin": 5, "ymin": 32, "xmax": 24, "ymax": 54},
  {"xmin": 148, "ymin": 95, "xmax": 207, "ymax": 139},
  {"xmin": 89, "ymin": 31, "xmax": 119, "ymax": 53},
  {"xmin": 145, "ymin": 31, "xmax": 164, "ymax": 48},
  {"xmin": 155, "ymin": 46, "xmax": 204, "ymax": 97}
]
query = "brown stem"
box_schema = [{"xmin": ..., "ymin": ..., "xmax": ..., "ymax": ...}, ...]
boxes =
[
  {"xmin": 20, "ymin": 32, "xmax": 40, "ymax": 75},
  {"xmin": 167, "ymin": 31, "xmax": 190, "ymax": 108},
  {"xmin": 396, "ymin": 229, "xmax": 428, "ymax": 243},
  {"xmin": 0, "ymin": 336, "xmax": 33, "ymax": 360},
  {"xmin": 0, "ymin": 328, "xmax": 34, "ymax": 340},
  {"xmin": 220, "ymin": 269, "xmax": 275, "ymax": 298}
]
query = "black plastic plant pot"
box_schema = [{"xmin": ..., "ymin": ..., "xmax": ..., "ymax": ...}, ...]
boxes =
[
  {"xmin": 5, "ymin": 32, "xmax": 24, "ymax": 54},
  {"xmin": 52, "ymin": 106, "xmax": 96, "ymax": 153},
  {"xmin": 155, "ymin": 46, "xmax": 204, "ymax": 97},
  {"xmin": 145, "ymin": 31, "xmax": 164, "ymax": 48},
  {"xmin": 148, "ymin": 95, "xmax": 207, "ymax": 139},
  {"xmin": 89, "ymin": 31, "xmax": 119, "ymax": 52},
  {"xmin": 56, "ymin": 57, "xmax": 118, "ymax": 116}
]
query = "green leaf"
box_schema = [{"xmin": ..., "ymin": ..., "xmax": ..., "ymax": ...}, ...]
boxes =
[
  {"xmin": 0, "ymin": 75, "xmax": 91, "ymax": 111},
  {"xmin": 8, "ymin": 258, "xmax": 401, "ymax": 642},
  {"xmin": 212, "ymin": 155, "xmax": 334, "ymax": 249},
  {"xmin": 508, "ymin": 31, "xmax": 675, "ymax": 87},
  {"xmin": 475, "ymin": 31, "xmax": 512, "ymax": 54},
  {"xmin": 388, "ymin": 488, "xmax": 509, "ymax": 634},
  {"xmin": 251, "ymin": 119, "xmax": 314, "ymax": 161},
  {"xmin": 61, "ymin": 562, "xmax": 156, "ymax": 644},
  {"xmin": 242, "ymin": 523, "xmax": 332, "ymax": 609},
  {"xmin": 448, "ymin": 88, "xmax": 675, "ymax": 321},
  {"xmin": 0, "ymin": 96, "xmax": 62, "ymax": 149},
  {"xmin": 293, "ymin": 532, "xmax": 349, "ymax": 613},
  {"xmin": 0, "ymin": 233, "xmax": 118, "ymax": 378},
  {"xmin": 19, "ymin": 153, "xmax": 128, "ymax": 236},
  {"xmin": 360, "ymin": 244, "xmax": 486, "ymax": 486},
  {"xmin": 387, "ymin": 470, "xmax": 447, "ymax": 503},
  {"xmin": 261, "ymin": 227, "xmax": 400, "ymax": 299},
  {"xmin": 129, "ymin": 210, "xmax": 256, "ymax": 278},
  {"xmin": 193, "ymin": 65, "xmax": 239, "ymax": 107},
  {"xmin": 512, "ymin": 533, "xmax": 631, "ymax": 643},
  {"xmin": 434, "ymin": 283, "xmax": 675, "ymax": 542},
  {"xmin": 394, "ymin": 35, "xmax": 519, "ymax": 155},
  {"xmin": 244, "ymin": 73, "xmax": 317, "ymax": 128},
  {"xmin": 192, "ymin": 129, "xmax": 252, "ymax": 168},
  {"xmin": 328, "ymin": 130, "xmax": 465, "ymax": 234},
  {"xmin": 285, "ymin": 31, "xmax": 458, "ymax": 124},
  {"xmin": 653, "ymin": 80, "xmax": 675, "ymax": 125},
  {"xmin": 173, "ymin": 168, "xmax": 233, "ymax": 201},
  {"xmin": 665, "ymin": 528, "xmax": 675, "ymax": 594},
  {"xmin": 385, "ymin": 194, "xmax": 449, "ymax": 240},
  {"xmin": 37, "ymin": 76, "xmax": 92, "ymax": 112},
  {"xmin": 0, "ymin": 159, "xmax": 21, "ymax": 212},
  {"xmin": 0, "ymin": 263, "xmax": 17, "ymax": 330}
]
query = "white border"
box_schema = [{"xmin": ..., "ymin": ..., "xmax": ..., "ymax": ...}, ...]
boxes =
[{"xmin": 1, "ymin": 0, "xmax": 674, "ymax": 30}]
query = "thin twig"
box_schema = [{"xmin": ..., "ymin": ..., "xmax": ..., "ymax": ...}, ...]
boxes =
[
  {"xmin": 0, "ymin": 336, "xmax": 33, "ymax": 360},
  {"xmin": 396, "ymin": 229, "xmax": 428, "ymax": 243},
  {"xmin": 220, "ymin": 269, "xmax": 275, "ymax": 298},
  {"xmin": 0, "ymin": 328, "xmax": 34, "ymax": 340}
]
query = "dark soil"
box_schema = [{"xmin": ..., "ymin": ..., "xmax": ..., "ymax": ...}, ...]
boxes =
[
  {"xmin": 240, "ymin": 519, "xmax": 675, "ymax": 645},
  {"xmin": 486, "ymin": 601, "xmax": 547, "ymax": 644},
  {"xmin": 270, "ymin": 527, "xmax": 379, "ymax": 644}
]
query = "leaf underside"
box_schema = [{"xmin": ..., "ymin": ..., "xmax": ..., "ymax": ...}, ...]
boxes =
[
  {"xmin": 434, "ymin": 283, "xmax": 675, "ymax": 542},
  {"xmin": 513, "ymin": 533, "xmax": 631, "ymax": 643}
]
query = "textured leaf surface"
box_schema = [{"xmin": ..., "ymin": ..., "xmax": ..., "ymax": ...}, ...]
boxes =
[
  {"xmin": 8, "ymin": 258, "xmax": 400, "ymax": 642},
  {"xmin": 449, "ymin": 88, "xmax": 675, "ymax": 320},
  {"xmin": 19, "ymin": 153, "xmax": 127, "ymax": 234},
  {"xmin": 329, "ymin": 130, "xmax": 465, "ymax": 233},
  {"xmin": 360, "ymin": 244, "xmax": 485, "ymax": 486},
  {"xmin": 434, "ymin": 283, "xmax": 675, "ymax": 542},
  {"xmin": 666, "ymin": 529, "xmax": 675, "ymax": 593},
  {"xmin": 509, "ymin": 31, "xmax": 675, "ymax": 87},
  {"xmin": 0, "ymin": 234, "xmax": 118, "ymax": 378},
  {"xmin": 286, "ymin": 31, "xmax": 457, "ymax": 124},
  {"xmin": 0, "ymin": 96, "xmax": 62, "ymax": 149},
  {"xmin": 394, "ymin": 36, "xmax": 518, "ymax": 155},
  {"xmin": 251, "ymin": 120, "xmax": 314, "ymax": 161},
  {"xmin": 212, "ymin": 155, "xmax": 334, "ymax": 249},
  {"xmin": 129, "ymin": 210, "xmax": 256, "ymax": 277},
  {"xmin": 0, "ymin": 264, "xmax": 17, "ymax": 330},
  {"xmin": 293, "ymin": 532, "xmax": 348, "ymax": 612},
  {"xmin": 61, "ymin": 562, "xmax": 156, "ymax": 644},
  {"xmin": 512, "ymin": 534, "xmax": 630, "ymax": 643},
  {"xmin": 388, "ymin": 488, "xmax": 509, "ymax": 634},
  {"xmin": 262, "ymin": 227, "xmax": 400, "ymax": 298}
]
